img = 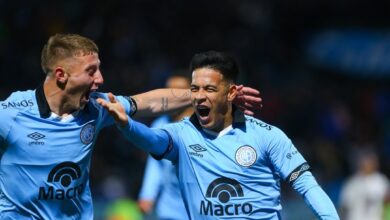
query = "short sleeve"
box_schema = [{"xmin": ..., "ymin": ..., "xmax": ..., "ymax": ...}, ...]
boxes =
[{"xmin": 90, "ymin": 92, "xmax": 133, "ymax": 128}]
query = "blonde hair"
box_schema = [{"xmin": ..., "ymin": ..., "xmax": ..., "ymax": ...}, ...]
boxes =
[{"xmin": 41, "ymin": 34, "xmax": 99, "ymax": 74}]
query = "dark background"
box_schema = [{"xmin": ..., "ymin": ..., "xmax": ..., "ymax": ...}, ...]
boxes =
[{"xmin": 1, "ymin": 0, "xmax": 389, "ymax": 219}]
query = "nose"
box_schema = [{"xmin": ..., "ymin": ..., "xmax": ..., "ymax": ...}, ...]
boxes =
[
  {"xmin": 94, "ymin": 70, "xmax": 104, "ymax": 86},
  {"xmin": 194, "ymin": 89, "xmax": 207, "ymax": 101}
]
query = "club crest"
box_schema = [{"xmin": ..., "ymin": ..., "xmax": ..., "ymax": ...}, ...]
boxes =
[
  {"xmin": 80, "ymin": 123, "xmax": 95, "ymax": 144},
  {"xmin": 235, "ymin": 145, "xmax": 257, "ymax": 167}
]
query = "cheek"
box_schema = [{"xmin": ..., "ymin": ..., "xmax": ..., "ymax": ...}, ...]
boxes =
[{"xmin": 67, "ymin": 77, "xmax": 92, "ymax": 92}]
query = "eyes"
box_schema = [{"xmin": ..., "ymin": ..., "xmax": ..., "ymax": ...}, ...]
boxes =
[
  {"xmin": 86, "ymin": 65, "xmax": 99, "ymax": 76},
  {"xmin": 190, "ymin": 85, "xmax": 218, "ymax": 93}
]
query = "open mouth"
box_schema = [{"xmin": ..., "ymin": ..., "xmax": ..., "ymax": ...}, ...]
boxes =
[{"xmin": 196, "ymin": 105, "xmax": 211, "ymax": 122}]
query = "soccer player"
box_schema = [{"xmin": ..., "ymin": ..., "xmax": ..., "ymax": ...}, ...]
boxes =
[
  {"xmin": 138, "ymin": 72, "xmax": 192, "ymax": 220},
  {"xmin": 98, "ymin": 51, "xmax": 340, "ymax": 219},
  {"xmin": 0, "ymin": 35, "xmax": 261, "ymax": 219},
  {"xmin": 339, "ymin": 150, "xmax": 390, "ymax": 220}
]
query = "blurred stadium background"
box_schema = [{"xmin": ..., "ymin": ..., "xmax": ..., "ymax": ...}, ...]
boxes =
[{"xmin": 0, "ymin": 0, "xmax": 389, "ymax": 219}]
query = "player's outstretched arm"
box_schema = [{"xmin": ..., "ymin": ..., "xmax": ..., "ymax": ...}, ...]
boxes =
[
  {"xmin": 292, "ymin": 172, "xmax": 340, "ymax": 220},
  {"xmin": 130, "ymin": 86, "xmax": 262, "ymax": 118},
  {"xmin": 97, "ymin": 93, "xmax": 172, "ymax": 157}
]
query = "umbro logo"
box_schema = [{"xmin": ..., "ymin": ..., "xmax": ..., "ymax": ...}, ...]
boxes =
[
  {"xmin": 27, "ymin": 132, "xmax": 45, "ymax": 145},
  {"xmin": 28, "ymin": 132, "xmax": 45, "ymax": 140},
  {"xmin": 188, "ymin": 144, "xmax": 207, "ymax": 158},
  {"xmin": 189, "ymin": 144, "xmax": 207, "ymax": 152}
]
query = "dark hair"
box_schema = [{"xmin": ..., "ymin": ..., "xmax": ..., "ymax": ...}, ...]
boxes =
[{"xmin": 189, "ymin": 51, "xmax": 239, "ymax": 83}]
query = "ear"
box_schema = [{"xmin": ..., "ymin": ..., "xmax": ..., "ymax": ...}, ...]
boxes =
[
  {"xmin": 227, "ymin": 84, "xmax": 237, "ymax": 102},
  {"xmin": 54, "ymin": 66, "xmax": 68, "ymax": 84}
]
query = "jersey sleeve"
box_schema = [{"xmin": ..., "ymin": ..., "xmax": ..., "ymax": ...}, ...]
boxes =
[
  {"xmin": 266, "ymin": 127, "xmax": 308, "ymax": 183},
  {"xmin": 90, "ymin": 92, "xmax": 134, "ymax": 128},
  {"xmin": 159, "ymin": 122, "xmax": 185, "ymax": 163}
]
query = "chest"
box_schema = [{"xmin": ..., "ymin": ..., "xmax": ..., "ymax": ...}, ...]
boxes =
[
  {"xmin": 3, "ymin": 113, "xmax": 98, "ymax": 163},
  {"xmin": 179, "ymin": 129, "xmax": 269, "ymax": 178}
]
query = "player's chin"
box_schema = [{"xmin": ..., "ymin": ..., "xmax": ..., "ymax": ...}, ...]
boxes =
[{"xmin": 197, "ymin": 116, "xmax": 213, "ymax": 128}]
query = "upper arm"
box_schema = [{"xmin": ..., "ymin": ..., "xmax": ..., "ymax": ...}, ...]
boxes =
[{"xmin": 267, "ymin": 127, "xmax": 308, "ymax": 182}]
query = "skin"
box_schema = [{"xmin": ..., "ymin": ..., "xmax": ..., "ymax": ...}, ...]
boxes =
[
  {"xmin": 190, "ymin": 67, "xmax": 237, "ymax": 132},
  {"xmin": 43, "ymin": 52, "xmax": 103, "ymax": 117},
  {"xmin": 96, "ymin": 68, "xmax": 256, "ymax": 133}
]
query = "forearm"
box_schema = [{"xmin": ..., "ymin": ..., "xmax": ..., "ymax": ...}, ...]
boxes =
[
  {"xmin": 118, "ymin": 116, "xmax": 170, "ymax": 157},
  {"xmin": 292, "ymin": 172, "xmax": 340, "ymax": 220},
  {"xmin": 131, "ymin": 88, "xmax": 191, "ymax": 118}
]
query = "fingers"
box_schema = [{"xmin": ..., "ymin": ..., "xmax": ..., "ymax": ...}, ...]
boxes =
[
  {"xmin": 243, "ymin": 95, "xmax": 262, "ymax": 104},
  {"xmin": 96, "ymin": 98, "xmax": 108, "ymax": 107},
  {"xmin": 242, "ymin": 87, "xmax": 260, "ymax": 96},
  {"xmin": 243, "ymin": 109, "xmax": 254, "ymax": 116},
  {"xmin": 108, "ymin": 92, "xmax": 117, "ymax": 103}
]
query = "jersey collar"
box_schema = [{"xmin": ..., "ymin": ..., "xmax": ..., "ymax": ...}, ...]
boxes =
[{"xmin": 35, "ymin": 83, "xmax": 51, "ymax": 118}]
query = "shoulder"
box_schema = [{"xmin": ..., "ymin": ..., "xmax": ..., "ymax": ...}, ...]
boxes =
[
  {"xmin": 244, "ymin": 115, "xmax": 287, "ymax": 138},
  {"xmin": 0, "ymin": 90, "xmax": 35, "ymax": 130},
  {"xmin": 160, "ymin": 117, "xmax": 192, "ymax": 132},
  {"xmin": 0, "ymin": 90, "xmax": 35, "ymax": 113}
]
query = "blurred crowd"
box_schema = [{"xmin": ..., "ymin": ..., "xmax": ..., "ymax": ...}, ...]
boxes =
[{"xmin": 0, "ymin": 0, "xmax": 389, "ymax": 219}]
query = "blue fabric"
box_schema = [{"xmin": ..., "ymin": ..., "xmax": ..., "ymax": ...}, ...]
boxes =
[
  {"xmin": 121, "ymin": 110, "xmax": 339, "ymax": 219},
  {"xmin": 138, "ymin": 115, "xmax": 188, "ymax": 220},
  {"xmin": 0, "ymin": 89, "xmax": 132, "ymax": 219},
  {"xmin": 292, "ymin": 172, "xmax": 340, "ymax": 220}
]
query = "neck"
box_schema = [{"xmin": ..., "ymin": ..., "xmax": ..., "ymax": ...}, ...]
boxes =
[
  {"xmin": 43, "ymin": 78, "xmax": 73, "ymax": 117},
  {"xmin": 213, "ymin": 104, "xmax": 234, "ymax": 133}
]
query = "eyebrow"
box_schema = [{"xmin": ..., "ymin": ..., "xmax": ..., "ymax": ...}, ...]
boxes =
[{"xmin": 85, "ymin": 61, "xmax": 100, "ymax": 70}]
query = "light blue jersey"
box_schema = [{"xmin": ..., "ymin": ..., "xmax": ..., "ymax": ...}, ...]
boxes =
[
  {"xmin": 139, "ymin": 115, "xmax": 188, "ymax": 220},
  {"xmin": 161, "ymin": 111, "xmax": 308, "ymax": 219},
  {"xmin": 0, "ymin": 85, "xmax": 133, "ymax": 219}
]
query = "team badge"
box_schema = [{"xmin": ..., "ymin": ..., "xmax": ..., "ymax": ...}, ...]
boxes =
[
  {"xmin": 80, "ymin": 123, "xmax": 95, "ymax": 144},
  {"xmin": 235, "ymin": 145, "xmax": 257, "ymax": 167}
]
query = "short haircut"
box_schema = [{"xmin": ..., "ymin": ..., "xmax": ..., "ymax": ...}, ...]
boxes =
[
  {"xmin": 189, "ymin": 51, "xmax": 239, "ymax": 83},
  {"xmin": 41, "ymin": 34, "xmax": 99, "ymax": 74}
]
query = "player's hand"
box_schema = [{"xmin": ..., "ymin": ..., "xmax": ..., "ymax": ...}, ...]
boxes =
[
  {"xmin": 137, "ymin": 200, "xmax": 154, "ymax": 214},
  {"xmin": 233, "ymin": 85, "xmax": 263, "ymax": 116},
  {"xmin": 96, "ymin": 93, "xmax": 128, "ymax": 126}
]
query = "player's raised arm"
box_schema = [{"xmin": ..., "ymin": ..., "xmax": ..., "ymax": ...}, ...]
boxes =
[
  {"xmin": 129, "ymin": 86, "xmax": 262, "ymax": 119},
  {"xmin": 96, "ymin": 93, "xmax": 172, "ymax": 157},
  {"xmin": 130, "ymin": 88, "xmax": 191, "ymax": 118}
]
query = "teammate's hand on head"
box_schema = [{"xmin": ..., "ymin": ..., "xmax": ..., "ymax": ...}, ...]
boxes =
[
  {"xmin": 233, "ymin": 85, "xmax": 263, "ymax": 117},
  {"xmin": 96, "ymin": 93, "xmax": 128, "ymax": 126}
]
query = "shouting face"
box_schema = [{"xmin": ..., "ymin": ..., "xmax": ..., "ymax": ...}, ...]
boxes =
[
  {"xmin": 190, "ymin": 67, "xmax": 236, "ymax": 132},
  {"xmin": 57, "ymin": 52, "xmax": 103, "ymax": 111}
]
